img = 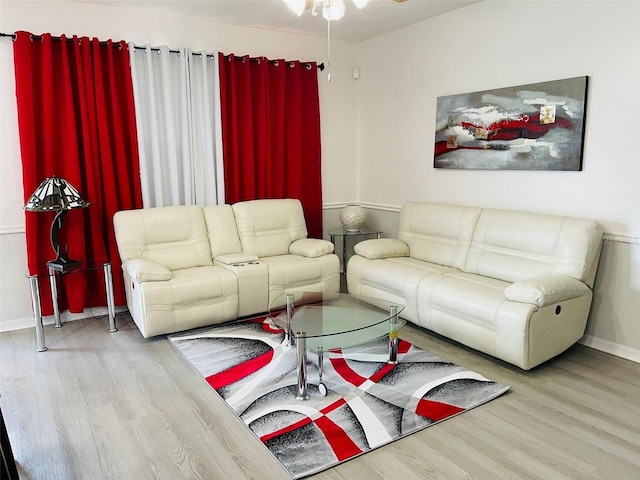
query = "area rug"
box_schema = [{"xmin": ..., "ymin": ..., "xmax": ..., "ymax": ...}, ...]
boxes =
[{"xmin": 168, "ymin": 315, "xmax": 510, "ymax": 478}]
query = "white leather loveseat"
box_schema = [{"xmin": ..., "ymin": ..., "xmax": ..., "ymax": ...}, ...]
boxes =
[
  {"xmin": 347, "ymin": 202, "xmax": 603, "ymax": 370},
  {"xmin": 113, "ymin": 198, "xmax": 339, "ymax": 338}
]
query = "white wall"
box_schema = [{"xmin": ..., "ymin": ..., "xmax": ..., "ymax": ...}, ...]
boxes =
[
  {"xmin": 1, "ymin": 0, "xmax": 638, "ymax": 362},
  {"xmin": 354, "ymin": 0, "xmax": 640, "ymax": 359},
  {"xmin": 0, "ymin": 0, "xmax": 358, "ymax": 329},
  {"xmin": 355, "ymin": 0, "xmax": 639, "ymax": 232}
]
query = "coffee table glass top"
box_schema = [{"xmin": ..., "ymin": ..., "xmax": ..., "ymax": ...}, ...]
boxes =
[{"xmin": 269, "ymin": 291, "xmax": 405, "ymax": 352}]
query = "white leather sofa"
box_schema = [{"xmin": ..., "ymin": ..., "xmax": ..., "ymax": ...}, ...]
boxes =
[
  {"xmin": 113, "ymin": 199, "xmax": 340, "ymax": 338},
  {"xmin": 347, "ymin": 202, "xmax": 604, "ymax": 370}
]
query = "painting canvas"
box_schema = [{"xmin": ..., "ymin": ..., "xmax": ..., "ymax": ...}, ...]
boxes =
[{"xmin": 434, "ymin": 76, "xmax": 588, "ymax": 170}]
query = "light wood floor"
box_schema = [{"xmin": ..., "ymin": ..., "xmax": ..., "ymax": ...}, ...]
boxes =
[{"xmin": 1, "ymin": 313, "xmax": 638, "ymax": 480}]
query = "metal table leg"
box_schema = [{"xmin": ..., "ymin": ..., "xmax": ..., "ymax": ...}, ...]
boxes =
[
  {"xmin": 286, "ymin": 293, "xmax": 295, "ymax": 347},
  {"xmin": 388, "ymin": 304, "xmax": 399, "ymax": 364},
  {"xmin": 317, "ymin": 347, "xmax": 327, "ymax": 396},
  {"xmin": 48, "ymin": 266, "xmax": 62, "ymax": 328},
  {"xmin": 103, "ymin": 263, "xmax": 117, "ymax": 332},
  {"xmin": 29, "ymin": 275, "xmax": 47, "ymax": 352},
  {"xmin": 295, "ymin": 331, "xmax": 309, "ymax": 401}
]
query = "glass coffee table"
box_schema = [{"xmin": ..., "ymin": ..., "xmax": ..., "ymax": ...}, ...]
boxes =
[{"xmin": 269, "ymin": 292, "xmax": 405, "ymax": 400}]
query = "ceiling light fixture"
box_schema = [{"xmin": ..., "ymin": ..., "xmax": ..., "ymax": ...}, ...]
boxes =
[
  {"xmin": 284, "ymin": 0, "xmax": 368, "ymax": 21},
  {"xmin": 283, "ymin": 0, "xmax": 370, "ymax": 81}
]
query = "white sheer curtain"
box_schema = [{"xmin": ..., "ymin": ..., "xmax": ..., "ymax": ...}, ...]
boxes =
[{"xmin": 128, "ymin": 44, "xmax": 223, "ymax": 207}]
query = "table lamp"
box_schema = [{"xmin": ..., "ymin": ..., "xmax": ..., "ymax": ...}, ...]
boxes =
[{"xmin": 24, "ymin": 176, "xmax": 90, "ymax": 271}]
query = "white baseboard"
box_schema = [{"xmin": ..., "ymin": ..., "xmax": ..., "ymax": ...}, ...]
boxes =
[
  {"xmin": 0, "ymin": 316, "xmax": 42, "ymax": 332},
  {"xmin": 579, "ymin": 334, "xmax": 640, "ymax": 364},
  {"xmin": 0, "ymin": 306, "xmax": 126, "ymax": 333}
]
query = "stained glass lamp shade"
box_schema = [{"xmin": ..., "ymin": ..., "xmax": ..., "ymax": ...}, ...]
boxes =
[{"xmin": 24, "ymin": 176, "xmax": 90, "ymax": 271}]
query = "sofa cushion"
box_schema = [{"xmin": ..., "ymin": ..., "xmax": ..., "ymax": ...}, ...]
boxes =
[
  {"xmin": 232, "ymin": 199, "xmax": 308, "ymax": 257},
  {"xmin": 113, "ymin": 206, "xmax": 213, "ymax": 271},
  {"xmin": 137, "ymin": 265, "xmax": 239, "ymax": 337},
  {"xmin": 465, "ymin": 209, "xmax": 604, "ymax": 286},
  {"xmin": 398, "ymin": 202, "xmax": 481, "ymax": 270},
  {"xmin": 261, "ymin": 253, "xmax": 340, "ymax": 301},
  {"xmin": 417, "ymin": 271, "xmax": 536, "ymax": 343},
  {"xmin": 143, "ymin": 266, "xmax": 236, "ymax": 306},
  {"xmin": 203, "ymin": 205, "xmax": 244, "ymax": 258},
  {"xmin": 347, "ymin": 255, "xmax": 457, "ymax": 324},
  {"xmin": 417, "ymin": 269, "xmax": 593, "ymax": 369}
]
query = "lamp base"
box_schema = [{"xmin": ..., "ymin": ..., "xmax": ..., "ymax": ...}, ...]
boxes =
[{"xmin": 47, "ymin": 257, "xmax": 81, "ymax": 272}]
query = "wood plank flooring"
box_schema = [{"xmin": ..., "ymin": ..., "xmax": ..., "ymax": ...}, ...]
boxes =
[{"xmin": 1, "ymin": 313, "xmax": 638, "ymax": 479}]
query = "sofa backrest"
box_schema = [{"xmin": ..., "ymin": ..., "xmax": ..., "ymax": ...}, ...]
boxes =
[
  {"xmin": 232, "ymin": 198, "xmax": 308, "ymax": 257},
  {"xmin": 113, "ymin": 205, "xmax": 213, "ymax": 270},
  {"xmin": 399, "ymin": 202, "xmax": 482, "ymax": 270},
  {"xmin": 203, "ymin": 204, "xmax": 243, "ymax": 258},
  {"xmin": 465, "ymin": 208, "xmax": 604, "ymax": 287}
]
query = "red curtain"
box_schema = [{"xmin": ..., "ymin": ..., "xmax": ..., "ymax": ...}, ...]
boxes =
[
  {"xmin": 218, "ymin": 53, "xmax": 323, "ymax": 238},
  {"xmin": 13, "ymin": 31, "xmax": 143, "ymax": 315}
]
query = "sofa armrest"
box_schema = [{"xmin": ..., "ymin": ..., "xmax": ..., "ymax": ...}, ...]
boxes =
[
  {"xmin": 289, "ymin": 238, "xmax": 334, "ymax": 258},
  {"xmin": 504, "ymin": 275, "xmax": 589, "ymax": 307},
  {"xmin": 353, "ymin": 238, "xmax": 409, "ymax": 260},
  {"xmin": 122, "ymin": 259, "xmax": 172, "ymax": 282}
]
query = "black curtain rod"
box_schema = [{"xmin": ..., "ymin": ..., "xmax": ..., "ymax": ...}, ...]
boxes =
[
  {"xmin": 1, "ymin": 31, "xmax": 121, "ymax": 48},
  {"xmin": 224, "ymin": 54, "xmax": 324, "ymax": 71},
  {"xmin": 132, "ymin": 45, "xmax": 215, "ymax": 59},
  {"xmin": 1, "ymin": 32, "xmax": 214, "ymax": 58},
  {"xmin": 2, "ymin": 33, "xmax": 324, "ymax": 70}
]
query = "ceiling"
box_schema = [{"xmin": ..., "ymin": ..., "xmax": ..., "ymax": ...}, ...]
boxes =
[{"xmin": 71, "ymin": 0, "xmax": 481, "ymax": 42}]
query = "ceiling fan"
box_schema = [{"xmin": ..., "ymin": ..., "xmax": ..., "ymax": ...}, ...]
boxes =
[
  {"xmin": 282, "ymin": 0, "xmax": 409, "ymax": 82},
  {"xmin": 284, "ymin": 0, "xmax": 409, "ymax": 21}
]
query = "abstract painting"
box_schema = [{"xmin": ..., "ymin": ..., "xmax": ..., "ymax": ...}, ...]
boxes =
[{"xmin": 434, "ymin": 76, "xmax": 588, "ymax": 170}]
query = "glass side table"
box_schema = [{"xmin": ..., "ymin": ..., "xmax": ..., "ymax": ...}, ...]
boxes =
[
  {"xmin": 26, "ymin": 260, "xmax": 117, "ymax": 352},
  {"xmin": 329, "ymin": 227, "xmax": 383, "ymax": 274}
]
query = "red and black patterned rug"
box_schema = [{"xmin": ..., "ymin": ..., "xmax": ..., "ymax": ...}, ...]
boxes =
[{"xmin": 169, "ymin": 315, "xmax": 510, "ymax": 478}]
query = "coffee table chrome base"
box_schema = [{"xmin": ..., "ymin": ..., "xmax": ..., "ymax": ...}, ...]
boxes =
[
  {"xmin": 388, "ymin": 304, "xmax": 400, "ymax": 364},
  {"xmin": 286, "ymin": 293, "xmax": 296, "ymax": 347},
  {"xmin": 295, "ymin": 331, "xmax": 309, "ymax": 400},
  {"xmin": 317, "ymin": 347, "xmax": 327, "ymax": 396},
  {"xmin": 292, "ymin": 304, "xmax": 401, "ymax": 401},
  {"xmin": 293, "ymin": 336, "xmax": 327, "ymax": 399}
]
